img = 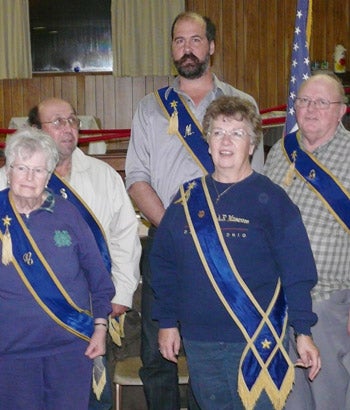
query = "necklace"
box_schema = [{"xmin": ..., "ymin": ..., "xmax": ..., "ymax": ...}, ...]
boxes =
[{"xmin": 212, "ymin": 178, "xmax": 236, "ymax": 203}]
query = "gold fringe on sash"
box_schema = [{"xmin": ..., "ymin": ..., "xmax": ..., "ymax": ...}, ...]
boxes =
[
  {"xmin": 108, "ymin": 312, "xmax": 125, "ymax": 347},
  {"xmin": 238, "ymin": 363, "xmax": 294, "ymax": 410},
  {"xmin": 283, "ymin": 149, "xmax": 297, "ymax": 187},
  {"xmin": 1, "ymin": 225, "xmax": 13, "ymax": 265},
  {"xmin": 167, "ymin": 110, "xmax": 178, "ymax": 135},
  {"xmin": 283, "ymin": 161, "xmax": 295, "ymax": 187},
  {"xmin": 92, "ymin": 314, "xmax": 126, "ymax": 400},
  {"xmin": 92, "ymin": 356, "xmax": 107, "ymax": 401}
]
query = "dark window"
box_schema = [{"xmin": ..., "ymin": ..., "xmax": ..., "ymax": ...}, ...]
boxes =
[{"xmin": 29, "ymin": 0, "xmax": 112, "ymax": 73}]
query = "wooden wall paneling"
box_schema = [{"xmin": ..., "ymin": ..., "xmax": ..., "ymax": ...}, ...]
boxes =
[
  {"xmin": 264, "ymin": 1, "xmax": 280, "ymax": 109},
  {"xmin": 21, "ymin": 78, "xmax": 40, "ymax": 116},
  {"xmin": 145, "ymin": 76, "xmax": 156, "ymax": 95},
  {"xmin": 84, "ymin": 75, "xmax": 98, "ymax": 119},
  {"xmin": 258, "ymin": 1, "xmax": 269, "ymax": 108},
  {"xmin": 39, "ymin": 76, "xmax": 54, "ymax": 101},
  {"xmin": 152, "ymin": 76, "xmax": 172, "ymax": 91},
  {"xmin": 114, "ymin": 77, "xmax": 132, "ymax": 129},
  {"xmin": 310, "ymin": 1, "xmax": 327, "ymax": 62},
  {"xmin": 102, "ymin": 75, "xmax": 116, "ymax": 128},
  {"xmin": 333, "ymin": 1, "xmax": 348, "ymax": 46},
  {"xmin": 275, "ymin": 0, "xmax": 289, "ymax": 106},
  {"xmin": 207, "ymin": 1, "xmax": 223, "ymax": 80},
  {"xmin": 9, "ymin": 79, "xmax": 24, "ymax": 121},
  {"xmin": 3, "ymin": 81, "xmax": 14, "ymax": 128},
  {"xmin": 0, "ymin": 81, "xmax": 5, "ymax": 128},
  {"xmin": 280, "ymin": 0, "xmax": 297, "ymax": 107},
  {"xmin": 221, "ymin": 1, "xmax": 236, "ymax": 87},
  {"xmin": 233, "ymin": 0, "xmax": 246, "ymax": 92},
  {"xmin": 53, "ymin": 76, "xmax": 62, "ymax": 99},
  {"xmin": 186, "ymin": 0, "xmax": 206, "ymax": 16},
  {"xmin": 76, "ymin": 75, "xmax": 86, "ymax": 117},
  {"xmin": 324, "ymin": 1, "xmax": 336, "ymax": 66},
  {"xmin": 95, "ymin": 75, "xmax": 106, "ymax": 127},
  {"xmin": 131, "ymin": 77, "xmax": 147, "ymax": 115},
  {"xmin": 61, "ymin": 76, "xmax": 78, "ymax": 109},
  {"xmin": 244, "ymin": 1, "xmax": 260, "ymax": 104}
]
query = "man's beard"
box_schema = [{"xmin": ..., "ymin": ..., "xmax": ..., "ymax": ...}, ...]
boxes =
[{"xmin": 173, "ymin": 52, "xmax": 210, "ymax": 79}]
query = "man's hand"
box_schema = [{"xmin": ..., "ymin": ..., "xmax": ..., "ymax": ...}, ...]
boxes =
[
  {"xmin": 295, "ymin": 334, "xmax": 321, "ymax": 381},
  {"xmin": 110, "ymin": 303, "xmax": 128, "ymax": 318},
  {"xmin": 158, "ymin": 328, "xmax": 181, "ymax": 363}
]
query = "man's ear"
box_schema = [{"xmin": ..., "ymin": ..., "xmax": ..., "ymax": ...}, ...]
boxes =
[{"xmin": 209, "ymin": 40, "xmax": 215, "ymax": 56}]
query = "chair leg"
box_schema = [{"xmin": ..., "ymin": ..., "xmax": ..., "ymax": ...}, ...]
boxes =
[{"xmin": 115, "ymin": 384, "xmax": 122, "ymax": 410}]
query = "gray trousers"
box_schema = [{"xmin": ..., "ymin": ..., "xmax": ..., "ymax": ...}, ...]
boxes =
[{"xmin": 285, "ymin": 289, "xmax": 350, "ymax": 410}]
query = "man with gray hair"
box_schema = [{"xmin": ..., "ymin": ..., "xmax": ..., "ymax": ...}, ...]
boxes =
[{"xmin": 265, "ymin": 73, "xmax": 350, "ymax": 410}]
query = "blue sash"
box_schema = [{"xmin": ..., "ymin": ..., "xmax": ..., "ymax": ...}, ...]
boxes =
[
  {"xmin": 156, "ymin": 86, "xmax": 214, "ymax": 174},
  {"xmin": 0, "ymin": 189, "xmax": 93, "ymax": 341},
  {"xmin": 48, "ymin": 172, "xmax": 111, "ymax": 272},
  {"xmin": 283, "ymin": 132, "xmax": 350, "ymax": 232},
  {"xmin": 180, "ymin": 178, "xmax": 293, "ymax": 410}
]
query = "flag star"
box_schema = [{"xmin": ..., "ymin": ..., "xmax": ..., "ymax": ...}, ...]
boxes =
[
  {"xmin": 290, "ymin": 91, "xmax": 296, "ymax": 99},
  {"xmin": 285, "ymin": 0, "xmax": 310, "ymax": 136},
  {"xmin": 262, "ymin": 339, "xmax": 272, "ymax": 349}
]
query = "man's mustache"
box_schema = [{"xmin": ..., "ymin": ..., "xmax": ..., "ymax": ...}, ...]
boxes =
[{"xmin": 177, "ymin": 53, "xmax": 199, "ymax": 65}]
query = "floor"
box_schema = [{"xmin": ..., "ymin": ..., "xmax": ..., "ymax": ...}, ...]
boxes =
[{"xmin": 117, "ymin": 385, "xmax": 188, "ymax": 410}]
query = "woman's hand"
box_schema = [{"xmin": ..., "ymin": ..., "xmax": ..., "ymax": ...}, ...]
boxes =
[
  {"xmin": 85, "ymin": 320, "xmax": 107, "ymax": 359},
  {"xmin": 295, "ymin": 334, "xmax": 321, "ymax": 381},
  {"xmin": 158, "ymin": 327, "xmax": 181, "ymax": 363}
]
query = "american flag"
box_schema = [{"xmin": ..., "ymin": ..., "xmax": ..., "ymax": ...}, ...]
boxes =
[{"xmin": 285, "ymin": 0, "xmax": 312, "ymax": 135}]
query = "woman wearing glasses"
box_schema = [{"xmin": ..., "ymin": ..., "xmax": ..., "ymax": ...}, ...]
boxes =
[
  {"xmin": 150, "ymin": 96, "xmax": 321, "ymax": 410},
  {"xmin": 0, "ymin": 128, "xmax": 114, "ymax": 410}
]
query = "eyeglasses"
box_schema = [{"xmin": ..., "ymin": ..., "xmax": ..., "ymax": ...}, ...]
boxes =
[
  {"xmin": 41, "ymin": 116, "xmax": 81, "ymax": 129},
  {"xmin": 10, "ymin": 164, "xmax": 50, "ymax": 178},
  {"xmin": 208, "ymin": 128, "xmax": 251, "ymax": 141},
  {"xmin": 294, "ymin": 97, "xmax": 343, "ymax": 110}
]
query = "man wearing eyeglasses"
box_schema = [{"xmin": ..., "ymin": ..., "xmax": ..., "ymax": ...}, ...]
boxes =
[
  {"xmin": 0, "ymin": 97, "xmax": 141, "ymax": 410},
  {"xmin": 264, "ymin": 73, "xmax": 350, "ymax": 410}
]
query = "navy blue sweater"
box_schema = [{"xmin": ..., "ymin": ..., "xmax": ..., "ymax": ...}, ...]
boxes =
[
  {"xmin": 150, "ymin": 172, "xmax": 318, "ymax": 342},
  {"xmin": 0, "ymin": 191, "xmax": 114, "ymax": 358}
]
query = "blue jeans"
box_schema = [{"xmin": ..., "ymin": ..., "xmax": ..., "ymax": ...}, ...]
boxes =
[
  {"xmin": 88, "ymin": 356, "xmax": 113, "ymax": 410},
  {"xmin": 183, "ymin": 339, "xmax": 274, "ymax": 410},
  {"xmin": 139, "ymin": 229, "xmax": 200, "ymax": 410}
]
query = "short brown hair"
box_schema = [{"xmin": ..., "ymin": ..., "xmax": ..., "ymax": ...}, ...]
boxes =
[{"xmin": 202, "ymin": 96, "xmax": 262, "ymax": 148}]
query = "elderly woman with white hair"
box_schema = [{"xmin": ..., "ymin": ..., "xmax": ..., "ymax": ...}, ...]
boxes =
[{"xmin": 0, "ymin": 128, "xmax": 114, "ymax": 410}]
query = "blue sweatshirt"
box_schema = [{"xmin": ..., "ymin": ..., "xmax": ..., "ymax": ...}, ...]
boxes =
[
  {"xmin": 150, "ymin": 172, "xmax": 318, "ymax": 342},
  {"xmin": 0, "ymin": 190, "xmax": 114, "ymax": 358}
]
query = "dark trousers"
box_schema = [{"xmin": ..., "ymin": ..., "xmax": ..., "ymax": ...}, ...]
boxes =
[{"xmin": 139, "ymin": 228, "xmax": 200, "ymax": 410}]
